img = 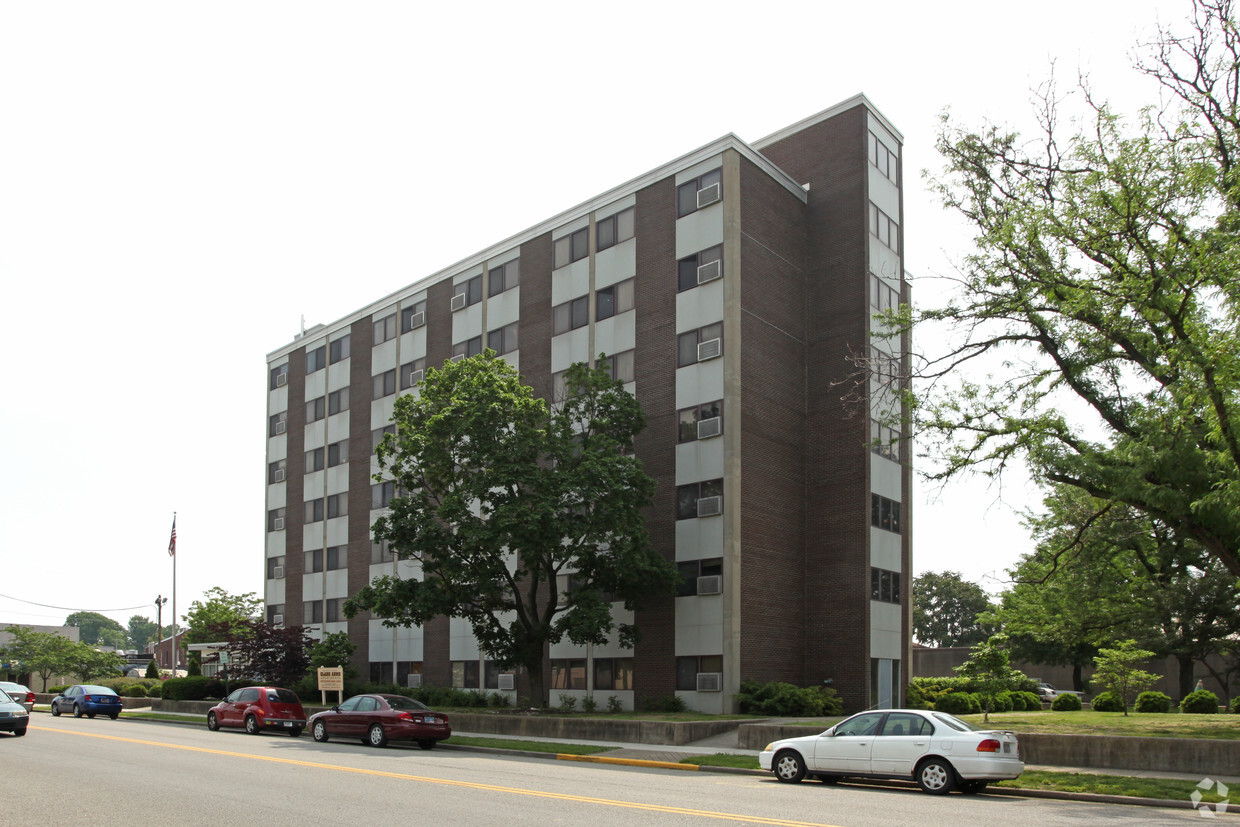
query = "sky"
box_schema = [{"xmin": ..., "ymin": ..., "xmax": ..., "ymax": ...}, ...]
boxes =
[{"xmin": 0, "ymin": 0, "xmax": 1191, "ymax": 635}]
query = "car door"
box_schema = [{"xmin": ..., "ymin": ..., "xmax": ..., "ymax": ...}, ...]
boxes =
[
  {"xmin": 328, "ymin": 696, "xmax": 363, "ymax": 736},
  {"xmin": 870, "ymin": 712, "xmax": 933, "ymax": 776},
  {"xmin": 355, "ymin": 696, "xmax": 380, "ymax": 733},
  {"xmin": 812, "ymin": 712, "xmax": 884, "ymax": 772}
]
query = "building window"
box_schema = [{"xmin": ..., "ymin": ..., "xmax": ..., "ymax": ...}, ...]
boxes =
[
  {"xmin": 869, "ymin": 203, "xmax": 899, "ymax": 252},
  {"xmin": 487, "ymin": 322, "xmax": 519, "ymax": 355},
  {"xmin": 372, "ymin": 369, "xmax": 396, "ymax": 399},
  {"xmin": 329, "ymin": 334, "xmax": 351, "ymax": 364},
  {"xmin": 869, "ymin": 131, "xmax": 898, "ymax": 183},
  {"xmin": 327, "ymin": 493, "xmax": 348, "ymax": 519},
  {"xmin": 326, "ymin": 598, "xmax": 343, "ymax": 623},
  {"xmin": 328, "ymin": 387, "xmax": 350, "ymax": 415},
  {"xmin": 488, "ymin": 258, "xmax": 520, "ymax": 297},
  {"xmin": 305, "ymin": 548, "xmax": 323, "ymax": 574},
  {"xmin": 596, "ymin": 278, "xmax": 634, "ymax": 321},
  {"xmin": 400, "ymin": 358, "xmax": 426, "ymax": 390},
  {"xmin": 452, "ymin": 336, "xmax": 483, "ymax": 359},
  {"xmin": 306, "ymin": 396, "xmax": 326, "ymax": 423},
  {"xmin": 677, "ymin": 168, "xmax": 722, "ymax": 218},
  {"xmin": 371, "ymin": 425, "xmax": 395, "ymax": 451},
  {"xmin": 306, "ymin": 346, "xmax": 326, "ymax": 374},
  {"xmin": 870, "ymin": 273, "xmax": 901, "ymax": 315},
  {"xmin": 268, "ymin": 459, "xmax": 287, "ymax": 484},
  {"xmin": 675, "ymin": 655, "xmax": 722, "ymax": 691},
  {"xmin": 550, "ymin": 659, "xmax": 587, "ymax": 690},
  {"xmin": 304, "ymin": 447, "xmax": 324, "ymax": 472},
  {"xmin": 677, "ymin": 323, "xmax": 723, "ymax": 368},
  {"xmin": 267, "ymin": 508, "xmax": 285, "ymax": 532},
  {"xmin": 678, "ymin": 400, "xmax": 722, "ymax": 442},
  {"xmin": 371, "ymin": 538, "xmax": 395, "ymax": 564},
  {"xmin": 677, "ymin": 245, "xmax": 723, "ymax": 292},
  {"xmin": 871, "ymin": 568, "xmax": 902, "ymax": 604},
  {"xmin": 602, "ymin": 350, "xmax": 635, "ymax": 384},
  {"xmin": 401, "ymin": 300, "xmax": 427, "ymax": 333},
  {"xmin": 373, "ymin": 313, "xmax": 398, "ymax": 345},
  {"xmin": 553, "ymin": 296, "xmax": 589, "ymax": 335},
  {"xmin": 871, "ymin": 346, "xmax": 900, "ymax": 388},
  {"xmin": 870, "ymin": 419, "xmax": 901, "ymax": 462},
  {"xmin": 452, "ymin": 275, "xmax": 483, "ymax": 309},
  {"xmin": 267, "ymin": 604, "xmax": 284, "ymax": 625},
  {"xmin": 371, "ymin": 481, "xmax": 396, "ymax": 510},
  {"xmin": 676, "ymin": 558, "xmax": 723, "ymax": 596},
  {"xmin": 266, "ymin": 556, "xmax": 285, "ymax": 579},
  {"xmin": 269, "ymin": 412, "xmax": 287, "ymax": 437},
  {"xmin": 553, "ymin": 227, "xmax": 589, "ymax": 268},
  {"xmin": 303, "ymin": 600, "xmax": 323, "ymax": 624},
  {"xmin": 304, "ymin": 498, "xmax": 324, "ymax": 524},
  {"xmin": 452, "ymin": 660, "xmax": 481, "ymax": 689},
  {"xmin": 594, "ymin": 658, "xmax": 634, "ymax": 691},
  {"xmin": 676, "ymin": 479, "xmax": 723, "ymax": 520},
  {"xmin": 269, "ymin": 363, "xmax": 289, "ymax": 390},
  {"xmin": 596, "ymin": 207, "xmax": 634, "ymax": 251},
  {"xmin": 326, "ymin": 545, "xmax": 346, "ymax": 571},
  {"xmin": 871, "ymin": 494, "xmax": 902, "ymax": 533},
  {"xmin": 328, "ymin": 439, "xmax": 348, "ymax": 467}
]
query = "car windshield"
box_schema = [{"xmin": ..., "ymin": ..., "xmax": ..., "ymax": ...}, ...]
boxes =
[
  {"xmin": 931, "ymin": 712, "xmax": 981, "ymax": 732},
  {"xmin": 384, "ymin": 696, "xmax": 430, "ymax": 711},
  {"xmin": 267, "ymin": 689, "xmax": 300, "ymax": 703},
  {"xmin": 82, "ymin": 685, "xmax": 115, "ymax": 695},
  {"xmin": 0, "ymin": 689, "xmax": 12, "ymax": 703}
]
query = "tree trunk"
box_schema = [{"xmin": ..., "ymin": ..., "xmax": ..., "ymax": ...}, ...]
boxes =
[
  {"xmin": 1071, "ymin": 663, "xmax": 1084, "ymax": 692},
  {"xmin": 1177, "ymin": 655, "xmax": 1195, "ymax": 701}
]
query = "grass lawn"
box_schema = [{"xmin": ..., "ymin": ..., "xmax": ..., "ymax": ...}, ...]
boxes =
[
  {"xmin": 958, "ymin": 710, "xmax": 1240, "ymax": 740},
  {"xmin": 994, "ymin": 770, "xmax": 1231, "ymax": 804}
]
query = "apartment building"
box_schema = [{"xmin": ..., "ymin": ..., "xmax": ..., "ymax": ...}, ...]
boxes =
[{"xmin": 264, "ymin": 94, "xmax": 911, "ymax": 713}]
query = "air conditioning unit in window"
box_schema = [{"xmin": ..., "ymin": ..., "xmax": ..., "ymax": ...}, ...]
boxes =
[
  {"xmin": 697, "ymin": 338, "xmax": 722, "ymax": 361},
  {"xmin": 498, "ymin": 674, "xmax": 515, "ymax": 691},
  {"xmin": 697, "ymin": 417, "xmax": 722, "ymax": 439},
  {"xmin": 696, "ymin": 183, "xmax": 721, "ymax": 208},
  {"xmin": 696, "ymin": 575, "xmax": 723, "ymax": 595},
  {"xmin": 696, "ymin": 496, "xmax": 722, "ymax": 517},
  {"xmin": 273, "ymin": 614, "xmax": 284, "ymax": 626},
  {"xmin": 696, "ymin": 260, "xmax": 722, "ymax": 284},
  {"xmin": 451, "ymin": 293, "xmax": 467, "ymax": 311},
  {"xmin": 273, "ymin": 469, "xmax": 286, "ymax": 483},
  {"xmin": 273, "ymin": 517, "xmax": 285, "ymax": 531},
  {"xmin": 448, "ymin": 354, "xmax": 465, "ymax": 363},
  {"xmin": 696, "ymin": 672, "xmax": 722, "ymax": 692},
  {"xmin": 409, "ymin": 369, "xmax": 424, "ymax": 385},
  {"xmin": 274, "ymin": 420, "xmax": 287, "ymax": 435},
  {"xmin": 409, "ymin": 310, "xmax": 426, "ymax": 329},
  {"xmin": 273, "ymin": 565, "xmax": 285, "ymax": 579},
  {"xmin": 275, "ymin": 372, "xmax": 288, "ymax": 387},
  {"xmin": 407, "ymin": 673, "xmax": 423, "ymax": 689}
]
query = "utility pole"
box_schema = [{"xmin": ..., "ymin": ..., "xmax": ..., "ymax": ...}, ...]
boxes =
[{"xmin": 155, "ymin": 596, "xmax": 168, "ymax": 667}]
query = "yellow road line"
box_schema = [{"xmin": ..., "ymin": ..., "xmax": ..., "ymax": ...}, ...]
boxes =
[
  {"xmin": 558, "ymin": 753, "xmax": 700, "ymax": 770},
  {"xmin": 34, "ymin": 726, "xmax": 836, "ymax": 826}
]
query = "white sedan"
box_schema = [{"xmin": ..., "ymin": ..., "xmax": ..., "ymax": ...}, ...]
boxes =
[{"xmin": 759, "ymin": 709, "xmax": 1024, "ymax": 794}]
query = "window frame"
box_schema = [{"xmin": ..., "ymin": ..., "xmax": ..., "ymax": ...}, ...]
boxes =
[
  {"xmin": 329, "ymin": 334, "xmax": 351, "ymax": 364},
  {"xmin": 676, "ymin": 479, "xmax": 724, "ymax": 520},
  {"xmin": 401, "ymin": 300, "xmax": 428, "ymax": 333},
  {"xmin": 306, "ymin": 346, "xmax": 326, "ymax": 375},
  {"xmin": 373, "ymin": 313, "xmax": 398, "ymax": 345},
  {"xmin": 595, "ymin": 278, "xmax": 635, "ymax": 321},
  {"xmin": 595, "ymin": 207, "xmax": 634, "ymax": 252},
  {"xmin": 677, "ymin": 323, "xmax": 724, "ymax": 368},
  {"xmin": 372, "ymin": 369, "xmax": 396, "ymax": 400},
  {"xmin": 327, "ymin": 439, "xmax": 348, "ymax": 467},
  {"xmin": 328, "ymin": 387, "xmax": 349, "ymax": 416},
  {"xmin": 269, "ymin": 363, "xmax": 289, "ymax": 390},
  {"xmin": 452, "ymin": 275, "xmax": 484, "ymax": 308},
  {"xmin": 304, "ymin": 447, "xmax": 324, "ymax": 472},
  {"xmin": 676, "ymin": 168, "xmax": 723, "ymax": 218},
  {"xmin": 305, "ymin": 396, "xmax": 326, "ymax": 423},
  {"xmin": 487, "ymin": 321, "xmax": 519, "ymax": 355},
  {"xmin": 553, "ymin": 296, "xmax": 590, "ymax": 335},
  {"xmin": 452, "ymin": 336, "xmax": 483, "ymax": 359},
  {"xmin": 677, "ymin": 245, "xmax": 723, "ymax": 292},
  {"xmin": 677, "ymin": 400, "xmax": 723, "ymax": 443},
  {"xmin": 869, "ymin": 203, "xmax": 899, "ymax": 252},
  {"xmin": 400, "ymin": 357, "xmax": 427, "ymax": 390},
  {"xmin": 487, "ymin": 259, "xmax": 520, "ymax": 297}
]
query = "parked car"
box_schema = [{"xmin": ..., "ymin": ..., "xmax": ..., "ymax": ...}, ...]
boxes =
[
  {"xmin": 0, "ymin": 688, "xmax": 30, "ymax": 736},
  {"xmin": 0, "ymin": 682, "xmax": 35, "ymax": 713},
  {"xmin": 759, "ymin": 709, "xmax": 1024, "ymax": 794},
  {"xmin": 50, "ymin": 685, "xmax": 123, "ymax": 719},
  {"xmin": 206, "ymin": 686, "xmax": 306, "ymax": 736},
  {"xmin": 1036, "ymin": 682, "xmax": 1085, "ymax": 703},
  {"xmin": 308, "ymin": 693, "xmax": 451, "ymax": 749}
]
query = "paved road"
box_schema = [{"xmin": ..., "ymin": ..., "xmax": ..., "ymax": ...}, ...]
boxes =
[{"xmin": 5, "ymin": 718, "xmax": 1229, "ymax": 825}]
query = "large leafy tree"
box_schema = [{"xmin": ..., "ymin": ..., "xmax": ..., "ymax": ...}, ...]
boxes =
[
  {"xmin": 3, "ymin": 627, "xmax": 78, "ymax": 690},
  {"xmin": 64, "ymin": 642, "xmax": 126, "ymax": 683},
  {"xmin": 64, "ymin": 611, "xmax": 127, "ymax": 648},
  {"xmin": 308, "ymin": 632, "xmax": 358, "ymax": 680},
  {"xmin": 127, "ymin": 616, "xmax": 159, "ymax": 651},
  {"xmin": 183, "ymin": 587, "xmax": 263, "ymax": 644},
  {"xmin": 911, "ymin": 571, "xmax": 994, "ymax": 647},
  {"xmin": 912, "ymin": 0, "xmax": 1240, "ymax": 578},
  {"xmin": 345, "ymin": 354, "xmax": 681, "ymax": 707},
  {"xmin": 207, "ymin": 620, "xmax": 312, "ymax": 687}
]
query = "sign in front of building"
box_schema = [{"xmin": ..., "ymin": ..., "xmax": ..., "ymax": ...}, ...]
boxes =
[{"xmin": 317, "ymin": 666, "xmax": 344, "ymax": 692}]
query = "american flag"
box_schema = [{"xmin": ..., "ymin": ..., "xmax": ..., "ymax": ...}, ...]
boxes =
[{"xmin": 168, "ymin": 515, "xmax": 177, "ymax": 557}]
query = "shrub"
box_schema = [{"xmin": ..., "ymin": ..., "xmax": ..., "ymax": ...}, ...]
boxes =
[
  {"xmin": 487, "ymin": 691, "xmax": 511, "ymax": 708},
  {"xmin": 933, "ymin": 692, "xmax": 972, "ymax": 715},
  {"xmin": 607, "ymin": 695, "xmax": 623, "ymax": 714},
  {"xmin": 1051, "ymin": 693, "xmax": 1082, "ymax": 711},
  {"xmin": 1017, "ymin": 691, "xmax": 1044, "ymax": 710},
  {"xmin": 967, "ymin": 693, "xmax": 983, "ymax": 714},
  {"xmin": 991, "ymin": 691, "xmax": 1013, "ymax": 713},
  {"xmin": 1181, "ymin": 689, "xmax": 1220, "ymax": 714},
  {"xmin": 162, "ymin": 677, "xmax": 228, "ymax": 701},
  {"xmin": 1090, "ymin": 691, "xmax": 1124, "ymax": 712},
  {"xmin": 48, "ymin": 686, "xmax": 68, "ymax": 694},
  {"xmin": 903, "ymin": 682, "xmax": 932, "ymax": 710},
  {"xmin": 581, "ymin": 696, "xmax": 598, "ymax": 714},
  {"xmin": 120, "ymin": 684, "xmax": 148, "ymax": 698},
  {"xmin": 735, "ymin": 680, "xmax": 844, "ymax": 717},
  {"xmin": 1230, "ymin": 695, "xmax": 1240, "ymax": 714},
  {"xmin": 639, "ymin": 695, "xmax": 687, "ymax": 713},
  {"xmin": 147, "ymin": 682, "xmax": 162, "ymax": 698},
  {"xmin": 1134, "ymin": 691, "xmax": 1172, "ymax": 713}
]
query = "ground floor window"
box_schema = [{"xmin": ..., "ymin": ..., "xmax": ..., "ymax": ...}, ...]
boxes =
[
  {"xmin": 370, "ymin": 661, "xmax": 421, "ymax": 685},
  {"xmin": 593, "ymin": 658, "xmax": 634, "ymax": 691},
  {"xmin": 452, "ymin": 660, "xmax": 480, "ymax": 689},
  {"xmin": 675, "ymin": 655, "xmax": 722, "ymax": 691},
  {"xmin": 550, "ymin": 659, "xmax": 587, "ymax": 690}
]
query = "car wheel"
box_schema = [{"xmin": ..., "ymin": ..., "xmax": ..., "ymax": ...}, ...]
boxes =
[
  {"xmin": 15, "ymin": 727, "xmax": 27, "ymax": 737},
  {"xmin": 207, "ymin": 712, "xmax": 220, "ymax": 731},
  {"xmin": 73, "ymin": 704, "xmax": 84, "ymax": 718},
  {"xmin": 288, "ymin": 727, "xmax": 302, "ymax": 738},
  {"xmin": 109, "ymin": 713, "xmax": 118, "ymax": 720},
  {"xmin": 367, "ymin": 724, "xmax": 388, "ymax": 748},
  {"xmin": 960, "ymin": 780, "xmax": 988, "ymax": 794},
  {"xmin": 51, "ymin": 703, "xmax": 61, "ymax": 717},
  {"xmin": 773, "ymin": 750, "xmax": 806, "ymax": 783},
  {"xmin": 417, "ymin": 739, "xmax": 436, "ymax": 751},
  {"xmin": 916, "ymin": 758, "xmax": 956, "ymax": 795},
  {"xmin": 312, "ymin": 721, "xmax": 329, "ymax": 743},
  {"xmin": 245, "ymin": 715, "xmax": 260, "ymax": 735},
  {"xmin": 817, "ymin": 775, "xmax": 841, "ymax": 784},
  {"xmin": 87, "ymin": 712, "xmax": 96, "ymax": 719}
]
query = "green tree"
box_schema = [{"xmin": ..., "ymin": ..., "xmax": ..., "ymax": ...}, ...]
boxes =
[
  {"xmin": 144, "ymin": 658, "xmax": 160, "ymax": 679},
  {"xmin": 1091, "ymin": 640, "xmax": 1160, "ymax": 716},
  {"xmin": 63, "ymin": 611, "xmax": 126, "ymax": 647},
  {"xmin": 912, "ymin": 571, "xmax": 994, "ymax": 647},
  {"xmin": 65, "ymin": 642, "xmax": 126, "ymax": 683},
  {"xmin": 954, "ymin": 634, "xmax": 1025, "ymax": 722},
  {"xmin": 2, "ymin": 626, "xmax": 77, "ymax": 690},
  {"xmin": 208, "ymin": 620, "xmax": 311, "ymax": 687},
  {"xmin": 910, "ymin": 0, "xmax": 1240, "ymax": 578},
  {"xmin": 127, "ymin": 615, "xmax": 159, "ymax": 651},
  {"xmin": 308, "ymin": 632, "xmax": 358, "ymax": 680},
  {"xmin": 345, "ymin": 354, "xmax": 681, "ymax": 707},
  {"xmin": 182, "ymin": 588, "xmax": 263, "ymax": 644}
]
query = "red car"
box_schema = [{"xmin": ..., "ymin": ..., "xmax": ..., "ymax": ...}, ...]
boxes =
[
  {"xmin": 308, "ymin": 693, "xmax": 451, "ymax": 749},
  {"xmin": 206, "ymin": 686, "xmax": 306, "ymax": 736}
]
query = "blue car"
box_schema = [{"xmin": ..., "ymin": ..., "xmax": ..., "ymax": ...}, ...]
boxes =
[{"xmin": 51, "ymin": 685, "xmax": 123, "ymax": 720}]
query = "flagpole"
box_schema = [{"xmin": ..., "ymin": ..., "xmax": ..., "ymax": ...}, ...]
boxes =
[{"xmin": 168, "ymin": 513, "xmax": 178, "ymax": 673}]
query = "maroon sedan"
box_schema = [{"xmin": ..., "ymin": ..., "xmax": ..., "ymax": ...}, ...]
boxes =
[{"xmin": 308, "ymin": 693, "xmax": 451, "ymax": 749}]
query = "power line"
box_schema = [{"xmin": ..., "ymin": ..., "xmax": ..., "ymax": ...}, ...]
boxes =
[{"xmin": 0, "ymin": 593, "xmax": 152, "ymax": 613}]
